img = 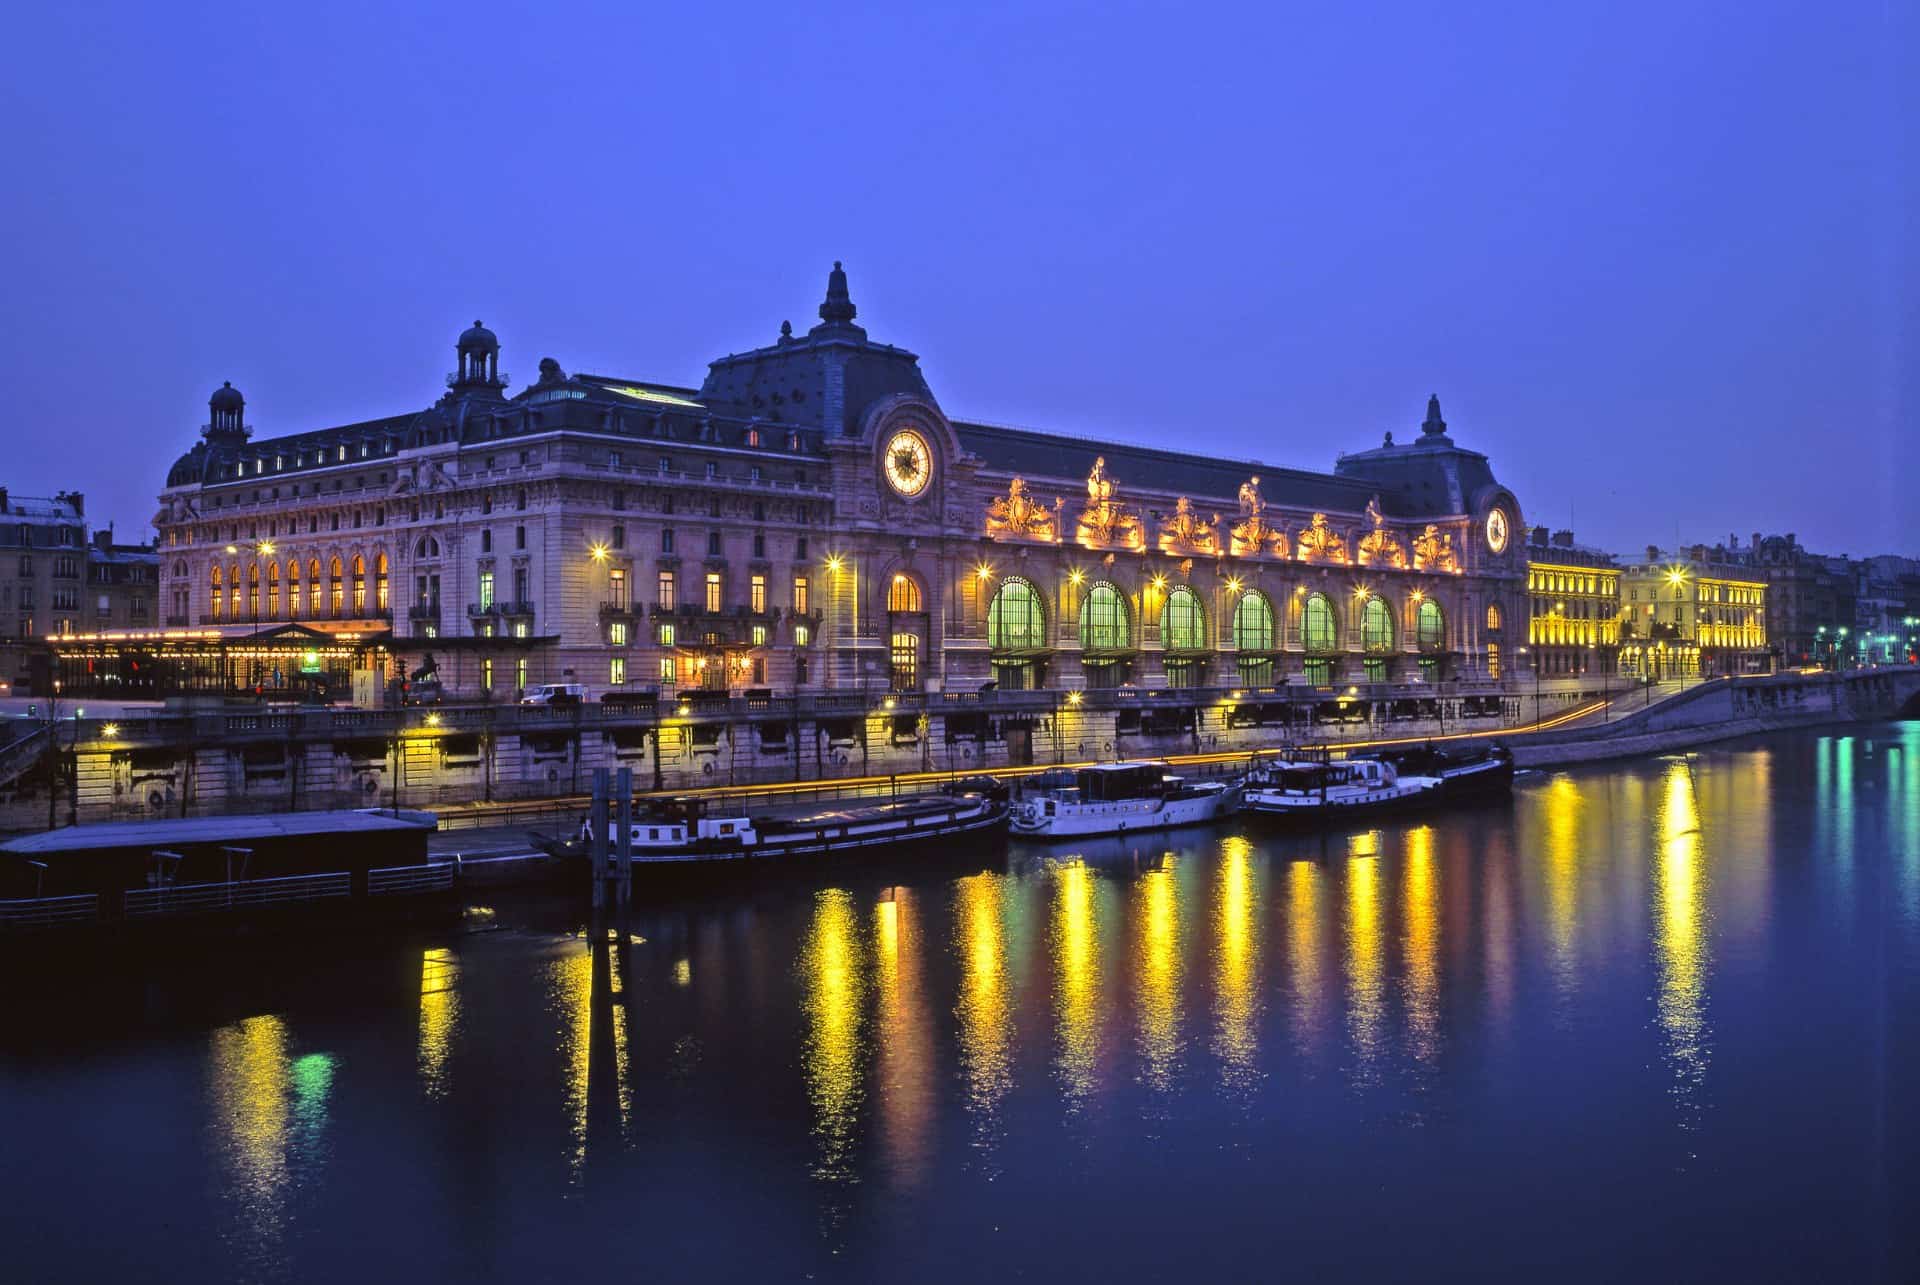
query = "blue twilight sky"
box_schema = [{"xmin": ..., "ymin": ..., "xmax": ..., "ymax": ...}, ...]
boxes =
[{"xmin": 0, "ymin": 1, "xmax": 1912, "ymax": 556}]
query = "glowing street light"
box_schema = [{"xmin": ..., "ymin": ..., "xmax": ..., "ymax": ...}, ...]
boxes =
[{"xmin": 589, "ymin": 542, "xmax": 609, "ymax": 562}]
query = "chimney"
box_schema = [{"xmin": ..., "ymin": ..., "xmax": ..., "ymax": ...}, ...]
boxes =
[
  {"xmin": 1551, "ymin": 529, "xmax": 1574, "ymax": 548},
  {"xmin": 1529, "ymin": 525, "xmax": 1548, "ymax": 547},
  {"xmin": 1751, "ymin": 532, "xmax": 1761, "ymax": 551},
  {"xmin": 0, "ymin": 487, "xmax": 8, "ymax": 514},
  {"xmin": 1646, "ymin": 544, "xmax": 1660, "ymax": 563}
]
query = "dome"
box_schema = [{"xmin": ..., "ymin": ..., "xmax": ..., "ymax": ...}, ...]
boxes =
[
  {"xmin": 458, "ymin": 319, "xmax": 499, "ymax": 353},
  {"xmin": 209, "ymin": 381, "xmax": 244, "ymax": 412}
]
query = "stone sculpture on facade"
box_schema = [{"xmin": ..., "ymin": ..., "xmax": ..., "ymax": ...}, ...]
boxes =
[
  {"xmin": 1357, "ymin": 497, "xmax": 1408, "ymax": 568},
  {"xmin": 1077, "ymin": 456, "xmax": 1143, "ymax": 549},
  {"xmin": 1296, "ymin": 512, "xmax": 1350, "ymax": 564},
  {"xmin": 1230, "ymin": 474, "xmax": 1286, "ymax": 557},
  {"xmin": 984, "ymin": 476, "xmax": 1059, "ymax": 542},
  {"xmin": 1159, "ymin": 495, "xmax": 1218, "ymax": 554},
  {"xmin": 1413, "ymin": 524, "xmax": 1461, "ymax": 573}
]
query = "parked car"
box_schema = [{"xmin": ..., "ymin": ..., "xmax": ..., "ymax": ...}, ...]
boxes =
[
  {"xmin": 404, "ymin": 678, "xmax": 444, "ymax": 706},
  {"xmin": 521, "ymin": 682, "xmax": 586, "ymax": 707}
]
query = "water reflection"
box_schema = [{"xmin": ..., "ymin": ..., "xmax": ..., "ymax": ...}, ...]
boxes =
[
  {"xmin": 1652, "ymin": 759, "xmax": 1711, "ymax": 1140},
  {"xmin": 954, "ymin": 873, "xmax": 1012, "ymax": 1167},
  {"xmin": 1401, "ymin": 826, "xmax": 1440, "ymax": 1067},
  {"xmin": 418, "ymin": 947, "xmax": 459, "ymax": 1100},
  {"xmin": 1212, "ymin": 838, "xmax": 1263, "ymax": 1097},
  {"xmin": 1344, "ymin": 852, "xmax": 1385, "ymax": 1087},
  {"xmin": 874, "ymin": 890, "xmax": 933, "ymax": 1187},
  {"xmin": 553, "ymin": 940, "xmax": 631, "ymax": 1182},
  {"xmin": 1132, "ymin": 858, "xmax": 1185, "ymax": 1096},
  {"xmin": 1284, "ymin": 860, "xmax": 1327, "ymax": 1058},
  {"xmin": 207, "ymin": 1015, "xmax": 334, "ymax": 1271},
  {"xmin": 1540, "ymin": 776, "xmax": 1584, "ymax": 1005},
  {"xmin": 1050, "ymin": 860, "xmax": 1107, "ymax": 1112},
  {"xmin": 801, "ymin": 888, "xmax": 866, "ymax": 1191}
]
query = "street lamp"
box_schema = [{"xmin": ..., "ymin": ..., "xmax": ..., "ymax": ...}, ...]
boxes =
[{"xmin": 1517, "ymin": 645, "xmax": 1540, "ymax": 727}]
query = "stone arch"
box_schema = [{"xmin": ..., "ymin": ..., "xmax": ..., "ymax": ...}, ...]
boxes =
[
  {"xmin": 886, "ymin": 568, "xmax": 924, "ymax": 613},
  {"xmin": 987, "ymin": 576, "xmax": 1046, "ymax": 650},
  {"xmin": 1231, "ymin": 589, "xmax": 1276, "ymax": 652},
  {"xmin": 1360, "ymin": 595, "xmax": 1395, "ymax": 652},
  {"xmin": 1079, "ymin": 580, "xmax": 1130, "ymax": 650},
  {"xmin": 1417, "ymin": 597, "xmax": 1446, "ymax": 649},
  {"xmin": 1301, "ymin": 591, "xmax": 1338, "ymax": 653},
  {"xmin": 1162, "ymin": 583, "xmax": 1207, "ymax": 650}
]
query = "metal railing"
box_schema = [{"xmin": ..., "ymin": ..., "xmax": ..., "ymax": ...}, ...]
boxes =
[
  {"xmin": 0, "ymin": 893, "xmax": 99, "ymax": 931},
  {"xmin": 123, "ymin": 871, "xmax": 351, "ymax": 918},
  {"xmin": 367, "ymin": 864, "xmax": 456, "ymax": 895}
]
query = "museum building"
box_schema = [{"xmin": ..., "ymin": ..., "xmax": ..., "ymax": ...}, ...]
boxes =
[{"xmin": 146, "ymin": 264, "xmax": 1530, "ymax": 701}]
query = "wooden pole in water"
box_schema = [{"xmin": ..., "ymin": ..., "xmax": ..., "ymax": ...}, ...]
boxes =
[
  {"xmin": 614, "ymin": 766, "xmax": 633, "ymax": 942},
  {"xmin": 589, "ymin": 767, "xmax": 609, "ymax": 939}
]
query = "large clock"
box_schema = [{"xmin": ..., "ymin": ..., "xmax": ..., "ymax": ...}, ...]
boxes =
[
  {"xmin": 1485, "ymin": 508, "xmax": 1510, "ymax": 553},
  {"xmin": 883, "ymin": 429, "xmax": 933, "ymax": 498}
]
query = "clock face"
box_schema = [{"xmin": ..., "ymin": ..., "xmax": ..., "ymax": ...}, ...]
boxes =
[
  {"xmin": 883, "ymin": 429, "xmax": 933, "ymax": 498},
  {"xmin": 1486, "ymin": 508, "xmax": 1509, "ymax": 553}
]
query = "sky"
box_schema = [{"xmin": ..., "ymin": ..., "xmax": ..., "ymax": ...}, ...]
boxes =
[{"xmin": 0, "ymin": 1, "xmax": 1913, "ymax": 557}]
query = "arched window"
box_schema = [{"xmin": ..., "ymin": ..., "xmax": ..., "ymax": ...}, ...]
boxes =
[
  {"xmin": 228, "ymin": 562, "xmax": 241, "ymax": 620},
  {"xmin": 1232, "ymin": 591, "xmax": 1274, "ymax": 651},
  {"xmin": 1302, "ymin": 592, "xmax": 1336, "ymax": 652},
  {"xmin": 1079, "ymin": 583, "xmax": 1128, "ymax": 650},
  {"xmin": 415, "ymin": 536, "xmax": 440, "ymax": 559},
  {"xmin": 887, "ymin": 573, "xmax": 922, "ymax": 612},
  {"xmin": 987, "ymin": 578, "xmax": 1046, "ymax": 650},
  {"xmin": 173, "ymin": 559, "xmax": 188, "ymax": 578},
  {"xmin": 375, "ymin": 553, "xmax": 389, "ymax": 611},
  {"xmin": 329, "ymin": 557, "xmax": 344, "ymax": 617},
  {"xmin": 1163, "ymin": 585, "xmax": 1205, "ymax": 650},
  {"xmin": 1361, "ymin": 596, "xmax": 1394, "ymax": 652},
  {"xmin": 308, "ymin": 560, "xmax": 323, "ymax": 617},
  {"xmin": 1486, "ymin": 601, "xmax": 1502, "ymax": 631},
  {"xmin": 287, "ymin": 560, "xmax": 300, "ymax": 619},
  {"xmin": 351, "ymin": 555, "xmax": 367, "ymax": 614},
  {"xmin": 1417, "ymin": 598, "xmax": 1445, "ymax": 648},
  {"xmin": 210, "ymin": 564, "xmax": 223, "ymax": 620},
  {"xmin": 267, "ymin": 561, "xmax": 280, "ymax": 619}
]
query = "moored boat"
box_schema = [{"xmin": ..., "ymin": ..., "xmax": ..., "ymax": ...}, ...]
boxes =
[
  {"xmin": 1240, "ymin": 754, "xmax": 1442, "ymax": 822},
  {"xmin": 570, "ymin": 791, "xmax": 1009, "ymax": 865},
  {"xmin": 1370, "ymin": 742, "xmax": 1515, "ymax": 801},
  {"xmin": 1010, "ymin": 761, "xmax": 1240, "ymax": 839}
]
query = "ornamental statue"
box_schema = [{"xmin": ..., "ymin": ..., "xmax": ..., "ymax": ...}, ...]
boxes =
[
  {"xmin": 1230, "ymin": 474, "xmax": 1281, "ymax": 557},
  {"xmin": 1356, "ymin": 497, "xmax": 1408, "ymax": 568},
  {"xmin": 1159, "ymin": 495, "xmax": 1218, "ymax": 554},
  {"xmin": 1295, "ymin": 512, "xmax": 1350, "ymax": 564},
  {"xmin": 1413, "ymin": 524, "xmax": 1461, "ymax": 573},
  {"xmin": 1077, "ymin": 456, "xmax": 1143, "ymax": 548},
  {"xmin": 984, "ymin": 475, "xmax": 1059, "ymax": 541}
]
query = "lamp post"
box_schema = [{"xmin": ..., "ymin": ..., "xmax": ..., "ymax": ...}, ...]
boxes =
[{"xmin": 1517, "ymin": 645, "xmax": 1540, "ymax": 727}]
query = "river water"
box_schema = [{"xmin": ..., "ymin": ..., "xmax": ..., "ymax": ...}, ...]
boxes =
[{"xmin": 5, "ymin": 725, "xmax": 1920, "ymax": 1282}]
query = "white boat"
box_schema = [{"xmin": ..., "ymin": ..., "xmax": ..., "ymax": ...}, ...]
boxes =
[
  {"xmin": 1240, "ymin": 755, "xmax": 1442, "ymax": 822},
  {"xmin": 1010, "ymin": 761, "xmax": 1240, "ymax": 839},
  {"xmin": 571, "ymin": 792, "xmax": 1008, "ymax": 864}
]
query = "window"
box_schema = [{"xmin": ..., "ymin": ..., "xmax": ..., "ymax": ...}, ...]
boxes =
[
  {"xmin": 661, "ymin": 529, "xmax": 675, "ymax": 554},
  {"xmin": 1302, "ymin": 593, "xmax": 1336, "ymax": 652},
  {"xmin": 351, "ymin": 556, "xmax": 366, "ymax": 613},
  {"xmin": 658, "ymin": 571, "xmax": 676, "ymax": 609},
  {"xmin": 658, "ymin": 456, "xmax": 671, "ymax": 475},
  {"xmin": 1487, "ymin": 642, "xmax": 1501, "ymax": 679},
  {"xmin": 659, "ymin": 657, "xmax": 676, "ymax": 682},
  {"xmin": 890, "ymin": 631, "xmax": 919, "ymax": 690},
  {"xmin": 479, "ymin": 571, "xmax": 495, "ymax": 610},
  {"xmin": 516, "ymin": 658, "xmax": 527, "ymax": 692},
  {"xmin": 1079, "ymin": 584, "xmax": 1127, "ymax": 650},
  {"xmin": 610, "ymin": 656, "xmax": 627, "ymax": 685},
  {"xmin": 793, "ymin": 576, "xmax": 809, "ymax": 614},
  {"xmin": 516, "ymin": 488, "xmax": 527, "ymax": 511},
  {"xmin": 659, "ymin": 623, "xmax": 676, "ymax": 647},
  {"xmin": 482, "ymin": 658, "xmax": 493, "ymax": 691},
  {"xmin": 1361, "ymin": 597, "xmax": 1394, "ymax": 652},
  {"xmin": 309, "ymin": 560, "xmax": 322, "ymax": 616},
  {"xmin": 887, "ymin": 574, "xmax": 922, "ymax": 612},
  {"xmin": 705, "ymin": 462, "xmax": 717, "ymax": 479},
  {"xmin": 611, "ymin": 524, "xmax": 625, "ymax": 549},
  {"xmin": 750, "ymin": 574, "xmax": 766, "ymax": 613},
  {"xmin": 1417, "ymin": 598, "xmax": 1445, "ymax": 648},
  {"xmin": 796, "ymin": 537, "xmax": 809, "ymax": 560},
  {"xmin": 515, "ymin": 525, "xmax": 526, "ymax": 551},
  {"xmin": 705, "ymin": 572, "xmax": 722, "ymax": 613},
  {"xmin": 751, "ymin": 624, "xmax": 769, "ymax": 647},
  {"xmin": 707, "ymin": 531, "xmax": 721, "ymax": 557},
  {"xmin": 609, "ymin": 621, "xmax": 628, "ymax": 646},
  {"xmin": 375, "ymin": 554, "xmax": 389, "ymax": 610},
  {"xmin": 988, "ymin": 579, "xmax": 1047, "ymax": 649},
  {"xmin": 481, "ymin": 530, "xmax": 492, "ymax": 553},
  {"xmin": 329, "ymin": 558, "xmax": 343, "ymax": 616},
  {"xmin": 752, "ymin": 531, "xmax": 765, "ymax": 558},
  {"xmin": 608, "ymin": 568, "xmax": 627, "ymax": 609},
  {"xmin": 793, "ymin": 623, "xmax": 811, "ymax": 647},
  {"xmin": 1163, "ymin": 586, "xmax": 1205, "ymax": 650},
  {"xmin": 1232, "ymin": 591, "xmax": 1274, "ymax": 652}
]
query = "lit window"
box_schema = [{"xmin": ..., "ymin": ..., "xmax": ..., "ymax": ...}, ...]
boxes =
[
  {"xmin": 705, "ymin": 572, "xmax": 721, "ymax": 613},
  {"xmin": 750, "ymin": 574, "xmax": 766, "ymax": 613},
  {"xmin": 657, "ymin": 571, "xmax": 675, "ymax": 609},
  {"xmin": 793, "ymin": 576, "xmax": 809, "ymax": 614},
  {"xmin": 658, "ymin": 656, "xmax": 676, "ymax": 682},
  {"xmin": 610, "ymin": 656, "xmax": 626, "ymax": 685},
  {"xmin": 659, "ymin": 623, "xmax": 676, "ymax": 647},
  {"xmin": 793, "ymin": 624, "xmax": 810, "ymax": 647},
  {"xmin": 609, "ymin": 621, "xmax": 628, "ymax": 646}
]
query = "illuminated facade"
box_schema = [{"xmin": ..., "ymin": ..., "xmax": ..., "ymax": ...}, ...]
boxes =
[
  {"xmin": 1620, "ymin": 545, "xmax": 1770, "ymax": 679},
  {"xmin": 152, "ymin": 265, "xmax": 1529, "ymax": 701},
  {"xmin": 1523, "ymin": 528, "xmax": 1621, "ymax": 676}
]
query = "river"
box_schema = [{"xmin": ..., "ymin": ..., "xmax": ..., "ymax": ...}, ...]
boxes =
[{"xmin": 5, "ymin": 724, "xmax": 1919, "ymax": 1282}]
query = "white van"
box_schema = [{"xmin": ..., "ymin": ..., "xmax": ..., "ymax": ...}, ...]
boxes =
[{"xmin": 521, "ymin": 682, "xmax": 586, "ymax": 706}]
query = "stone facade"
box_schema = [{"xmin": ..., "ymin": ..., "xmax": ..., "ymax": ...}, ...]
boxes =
[
  {"xmin": 1620, "ymin": 544, "xmax": 1770, "ymax": 678},
  {"xmin": 1523, "ymin": 527, "xmax": 1621, "ymax": 677},
  {"xmin": 150, "ymin": 266, "xmax": 1529, "ymax": 704}
]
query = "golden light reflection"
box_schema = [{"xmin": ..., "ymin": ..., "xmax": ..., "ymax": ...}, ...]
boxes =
[
  {"xmin": 553, "ymin": 943, "xmax": 631, "ymax": 1182},
  {"xmin": 1344, "ymin": 853, "xmax": 1385, "ymax": 1086},
  {"xmin": 1284, "ymin": 861, "xmax": 1326, "ymax": 1055},
  {"xmin": 802, "ymin": 888, "xmax": 866, "ymax": 1188},
  {"xmin": 955, "ymin": 874, "xmax": 1012, "ymax": 1163},
  {"xmin": 1050, "ymin": 860, "xmax": 1106, "ymax": 1110},
  {"xmin": 209, "ymin": 1014, "xmax": 291, "ymax": 1228},
  {"xmin": 874, "ymin": 892, "xmax": 933, "ymax": 1188},
  {"xmin": 1401, "ymin": 826, "xmax": 1440, "ymax": 1065},
  {"xmin": 1348, "ymin": 829, "xmax": 1381, "ymax": 858},
  {"xmin": 1653, "ymin": 760, "xmax": 1711, "ymax": 1129},
  {"xmin": 1212, "ymin": 838, "xmax": 1263, "ymax": 1095},
  {"xmin": 1132, "ymin": 860, "xmax": 1184, "ymax": 1093},
  {"xmin": 1541, "ymin": 776, "xmax": 1583, "ymax": 1001},
  {"xmin": 418, "ymin": 947, "xmax": 459, "ymax": 1100}
]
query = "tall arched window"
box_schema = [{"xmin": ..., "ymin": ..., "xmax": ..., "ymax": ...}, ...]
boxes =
[
  {"xmin": 374, "ymin": 553, "xmax": 389, "ymax": 612},
  {"xmin": 351, "ymin": 556, "xmax": 366, "ymax": 614},
  {"xmin": 228, "ymin": 562, "xmax": 241, "ymax": 620},
  {"xmin": 1486, "ymin": 601, "xmax": 1502, "ymax": 631},
  {"xmin": 1079, "ymin": 583, "xmax": 1128, "ymax": 650},
  {"xmin": 1417, "ymin": 598, "xmax": 1445, "ymax": 648},
  {"xmin": 1361, "ymin": 597, "xmax": 1394, "ymax": 652},
  {"xmin": 1302, "ymin": 592, "xmax": 1336, "ymax": 652},
  {"xmin": 267, "ymin": 561, "xmax": 280, "ymax": 619},
  {"xmin": 329, "ymin": 558, "xmax": 344, "ymax": 617},
  {"xmin": 287, "ymin": 560, "xmax": 300, "ymax": 619},
  {"xmin": 1163, "ymin": 586, "xmax": 1205, "ymax": 650},
  {"xmin": 1232, "ymin": 591, "xmax": 1274, "ymax": 651},
  {"xmin": 308, "ymin": 560, "xmax": 323, "ymax": 617},
  {"xmin": 987, "ymin": 578, "xmax": 1046, "ymax": 650},
  {"xmin": 887, "ymin": 573, "xmax": 922, "ymax": 612},
  {"xmin": 210, "ymin": 564, "xmax": 223, "ymax": 620}
]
